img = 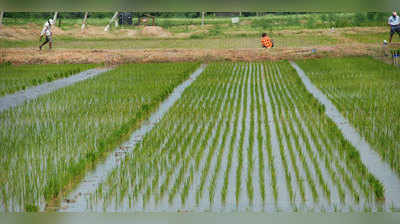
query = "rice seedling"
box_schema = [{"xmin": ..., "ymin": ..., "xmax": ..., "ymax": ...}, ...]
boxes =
[
  {"xmin": 0, "ymin": 62, "xmax": 199, "ymax": 211},
  {"xmin": 0, "ymin": 63, "xmax": 98, "ymax": 96},
  {"xmin": 297, "ymin": 57, "xmax": 400, "ymax": 177},
  {"xmin": 53, "ymin": 60, "xmax": 388, "ymax": 212}
]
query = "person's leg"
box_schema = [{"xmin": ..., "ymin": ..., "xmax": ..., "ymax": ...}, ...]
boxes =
[
  {"xmin": 39, "ymin": 37, "xmax": 49, "ymax": 50},
  {"xmin": 48, "ymin": 36, "xmax": 52, "ymax": 49},
  {"xmin": 397, "ymin": 26, "xmax": 400, "ymax": 38},
  {"xmin": 390, "ymin": 28, "xmax": 395, "ymax": 43}
]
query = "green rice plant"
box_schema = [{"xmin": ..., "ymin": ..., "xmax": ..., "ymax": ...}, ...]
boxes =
[
  {"xmin": 247, "ymin": 63, "xmax": 255, "ymax": 204},
  {"xmin": 258, "ymin": 65, "xmax": 278, "ymax": 203},
  {"xmin": 263, "ymin": 64, "xmax": 295, "ymax": 204},
  {"xmin": 221, "ymin": 64, "xmax": 246, "ymax": 205},
  {"xmin": 0, "ymin": 64, "xmax": 98, "ymax": 96},
  {"xmin": 297, "ymin": 57, "xmax": 400, "ymax": 178},
  {"xmin": 197, "ymin": 78, "xmax": 234, "ymax": 205},
  {"xmin": 0, "ymin": 62, "xmax": 199, "ymax": 211},
  {"xmin": 235, "ymin": 63, "xmax": 250, "ymax": 206},
  {"xmin": 272, "ymin": 60, "xmax": 383, "ymax": 205},
  {"xmin": 253, "ymin": 64, "xmax": 266, "ymax": 205}
]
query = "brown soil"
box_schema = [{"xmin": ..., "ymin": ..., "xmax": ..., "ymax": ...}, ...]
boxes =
[
  {"xmin": 1, "ymin": 44, "xmax": 376, "ymax": 65},
  {"xmin": 0, "ymin": 24, "xmax": 177, "ymax": 40},
  {"xmin": 1, "ymin": 24, "xmax": 388, "ymax": 41}
]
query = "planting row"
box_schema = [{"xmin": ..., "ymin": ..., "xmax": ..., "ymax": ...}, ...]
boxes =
[
  {"xmin": 0, "ymin": 62, "xmax": 200, "ymax": 212},
  {"xmin": 296, "ymin": 57, "xmax": 400, "ymax": 177},
  {"xmin": 0, "ymin": 63, "xmax": 97, "ymax": 96},
  {"xmin": 88, "ymin": 62, "xmax": 383, "ymax": 212}
]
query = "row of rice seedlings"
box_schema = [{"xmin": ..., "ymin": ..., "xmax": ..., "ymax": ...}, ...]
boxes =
[
  {"xmin": 0, "ymin": 64, "xmax": 98, "ymax": 96},
  {"xmin": 98, "ymin": 76, "xmax": 208, "ymax": 209},
  {"xmin": 256, "ymin": 64, "xmax": 278, "ymax": 204},
  {"xmin": 271, "ymin": 64, "xmax": 328, "ymax": 203},
  {"xmin": 268, "ymin": 64, "xmax": 318, "ymax": 204},
  {"xmin": 275, "ymin": 77, "xmax": 336, "ymax": 203},
  {"xmin": 221, "ymin": 64, "xmax": 246, "ymax": 205},
  {"xmin": 253, "ymin": 64, "xmax": 266, "ymax": 205},
  {"xmin": 209, "ymin": 64, "xmax": 242, "ymax": 208},
  {"xmin": 297, "ymin": 57, "xmax": 400, "ymax": 177},
  {"xmin": 0, "ymin": 62, "xmax": 200, "ymax": 211},
  {"xmin": 236, "ymin": 63, "xmax": 250, "ymax": 206},
  {"xmin": 263, "ymin": 64, "xmax": 296, "ymax": 204},
  {"xmin": 170, "ymin": 66, "xmax": 234, "ymax": 206},
  {"xmin": 276, "ymin": 63, "xmax": 364, "ymax": 206},
  {"xmin": 247, "ymin": 63, "xmax": 255, "ymax": 204},
  {"xmin": 276, "ymin": 75, "xmax": 353, "ymax": 205},
  {"xmin": 93, "ymin": 63, "xmax": 234, "ymax": 210},
  {"xmin": 162, "ymin": 63, "xmax": 234, "ymax": 207},
  {"xmin": 197, "ymin": 72, "xmax": 235, "ymax": 205},
  {"xmin": 278, "ymin": 61, "xmax": 384, "ymax": 207},
  {"xmin": 150, "ymin": 70, "xmax": 224, "ymax": 207},
  {"xmin": 151, "ymin": 80, "xmax": 218, "ymax": 207}
]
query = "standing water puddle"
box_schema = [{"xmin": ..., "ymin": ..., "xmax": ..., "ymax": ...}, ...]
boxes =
[
  {"xmin": 59, "ymin": 64, "xmax": 207, "ymax": 212},
  {"xmin": 0, "ymin": 68, "xmax": 110, "ymax": 113},
  {"xmin": 290, "ymin": 61, "xmax": 400, "ymax": 210}
]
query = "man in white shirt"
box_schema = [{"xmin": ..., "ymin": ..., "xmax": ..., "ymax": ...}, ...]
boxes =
[
  {"xmin": 389, "ymin": 11, "xmax": 400, "ymax": 43},
  {"xmin": 39, "ymin": 19, "xmax": 55, "ymax": 50}
]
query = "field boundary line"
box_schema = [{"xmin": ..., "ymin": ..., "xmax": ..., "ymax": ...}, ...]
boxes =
[
  {"xmin": 59, "ymin": 64, "xmax": 207, "ymax": 212},
  {"xmin": 0, "ymin": 68, "xmax": 110, "ymax": 113},
  {"xmin": 289, "ymin": 61, "xmax": 400, "ymax": 209}
]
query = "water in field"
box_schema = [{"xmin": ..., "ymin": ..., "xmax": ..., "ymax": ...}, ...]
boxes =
[{"xmin": 65, "ymin": 62, "xmax": 396, "ymax": 212}]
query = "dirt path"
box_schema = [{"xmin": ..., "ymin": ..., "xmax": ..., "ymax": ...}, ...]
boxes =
[
  {"xmin": 58, "ymin": 64, "xmax": 207, "ymax": 212},
  {"xmin": 290, "ymin": 61, "xmax": 400, "ymax": 211},
  {"xmin": 0, "ymin": 68, "xmax": 109, "ymax": 113},
  {"xmin": 1, "ymin": 44, "xmax": 376, "ymax": 65}
]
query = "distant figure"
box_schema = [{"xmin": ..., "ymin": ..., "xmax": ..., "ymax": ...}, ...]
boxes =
[
  {"xmin": 388, "ymin": 11, "xmax": 400, "ymax": 43},
  {"xmin": 261, "ymin": 33, "xmax": 274, "ymax": 49},
  {"xmin": 39, "ymin": 19, "xmax": 55, "ymax": 50}
]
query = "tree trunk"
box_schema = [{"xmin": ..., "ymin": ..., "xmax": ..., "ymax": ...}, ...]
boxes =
[
  {"xmin": 201, "ymin": 12, "xmax": 205, "ymax": 26},
  {"xmin": 81, "ymin": 12, "xmax": 88, "ymax": 30},
  {"xmin": 239, "ymin": 12, "xmax": 242, "ymax": 17},
  {"xmin": 104, "ymin": 11, "xmax": 119, "ymax": 32},
  {"xmin": 53, "ymin": 12, "xmax": 58, "ymax": 26},
  {"xmin": 0, "ymin": 11, "xmax": 4, "ymax": 26}
]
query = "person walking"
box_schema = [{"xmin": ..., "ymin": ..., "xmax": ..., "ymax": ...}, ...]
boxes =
[
  {"xmin": 39, "ymin": 18, "xmax": 55, "ymax": 50},
  {"xmin": 389, "ymin": 11, "xmax": 400, "ymax": 43}
]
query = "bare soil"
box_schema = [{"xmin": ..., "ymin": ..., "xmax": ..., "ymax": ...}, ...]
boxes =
[{"xmin": 1, "ymin": 44, "xmax": 376, "ymax": 65}]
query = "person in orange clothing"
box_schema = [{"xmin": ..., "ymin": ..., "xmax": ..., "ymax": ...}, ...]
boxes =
[{"xmin": 261, "ymin": 33, "xmax": 274, "ymax": 49}]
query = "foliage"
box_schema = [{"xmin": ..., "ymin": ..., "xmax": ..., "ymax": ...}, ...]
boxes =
[
  {"xmin": 0, "ymin": 62, "xmax": 199, "ymax": 211},
  {"xmin": 0, "ymin": 64, "xmax": 97, "ymax": 96}
]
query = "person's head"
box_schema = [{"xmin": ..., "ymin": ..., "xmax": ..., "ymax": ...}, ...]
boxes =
[
  {"xmin": 262, "ymin": 33, "xmax": 267, "ymax": 37},
  {"xmin": 48, "ymin": 18, "xmax": 54, "ymax": 25},
  {"xmin": 393, "ymin": 11, "xmax": 398, "ymax": 17}
]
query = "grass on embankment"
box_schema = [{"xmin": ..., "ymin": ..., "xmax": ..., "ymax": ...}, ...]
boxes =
[
  {"xmin": 0, "ymin": 33, "xmax": 340, "ymax": 49},
  {"xmin": 296, "ymin": 56, "xmax": 400, "ymax": 177},
  {"xmin": 0, "ymin": 62, "xmax": 200, "ymax": 212},
  {"xmin": 0, "ymin": 63, "xmax": 98, "ymax": 96}
]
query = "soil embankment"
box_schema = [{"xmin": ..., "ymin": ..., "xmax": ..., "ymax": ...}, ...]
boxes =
[{"xmin": 1, "ymin": 45, "xmax": 375, "ymax": 65}]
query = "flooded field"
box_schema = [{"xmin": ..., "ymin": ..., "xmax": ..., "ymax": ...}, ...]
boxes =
[
  {"xmin": 62, "ymin": 62, "xmax": 395, "ymax": 212},
  {"xmin": 1, "ymin": 60, "xmax": 399, "ymax": 212}
]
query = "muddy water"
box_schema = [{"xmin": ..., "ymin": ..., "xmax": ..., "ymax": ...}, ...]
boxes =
[
  {"xmin": 0, "ymin": 68, "xmax": 110, "ymax": 113},
  {"xmin": 59, "ymin": 64, "xmax": 207, "ymax": 212},
  {"xmin": 290, "ymin": 61, "xmax": 400, "ymax": 210}
]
